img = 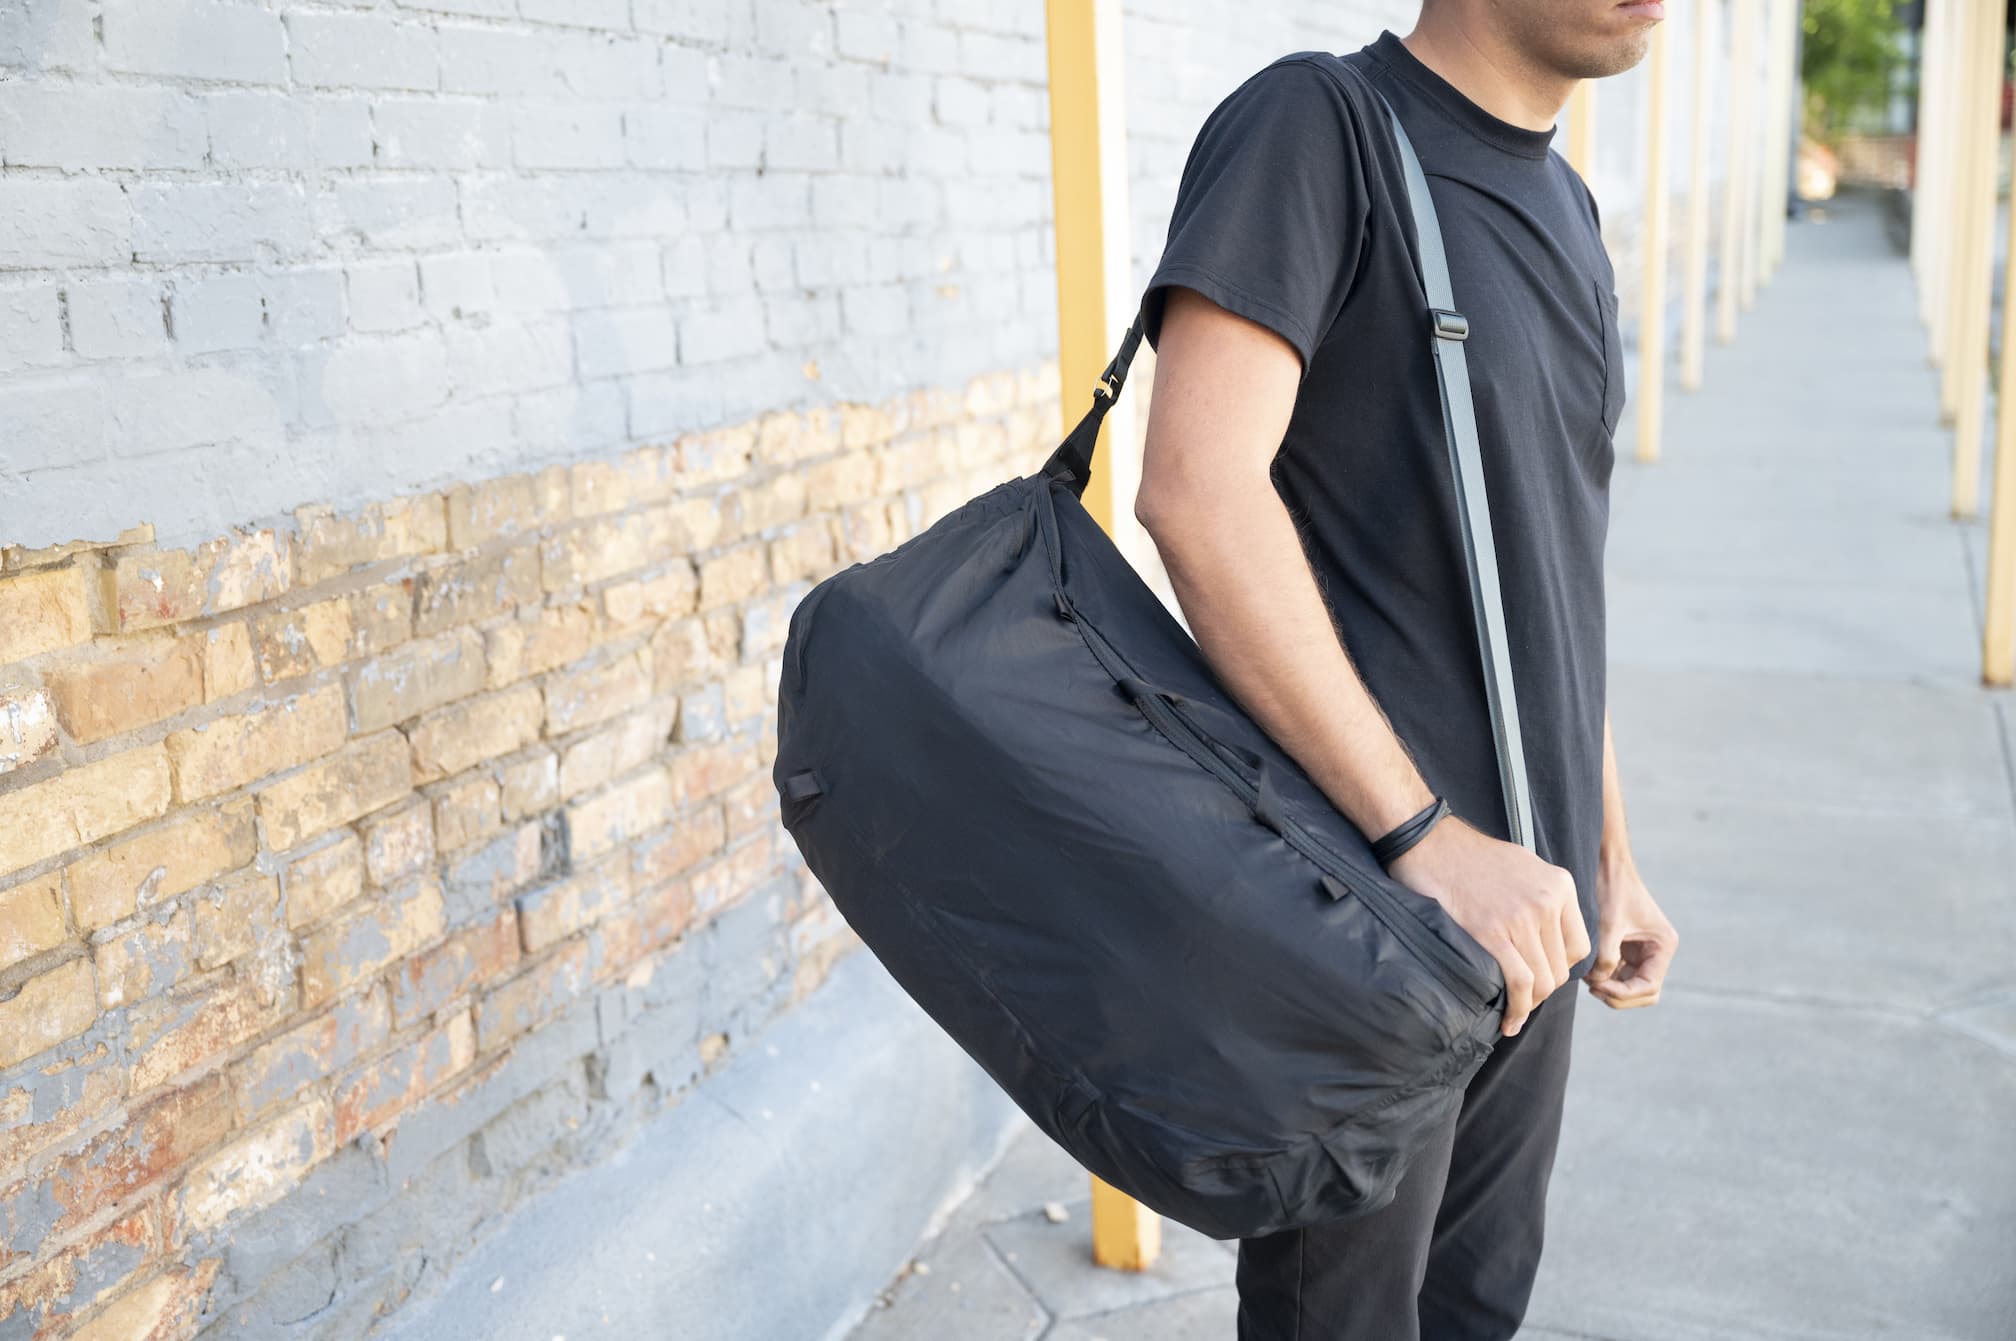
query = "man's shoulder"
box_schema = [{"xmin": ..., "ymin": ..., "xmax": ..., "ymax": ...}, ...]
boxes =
[{"xmin": 1221, "ymin": 48, "xmax": 1383, "ymax": 119}]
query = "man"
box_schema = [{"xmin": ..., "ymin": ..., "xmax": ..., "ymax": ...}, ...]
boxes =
[{"xmin": 1132, "ymin": 2, "xmax": 1681, "ymax": 1337}]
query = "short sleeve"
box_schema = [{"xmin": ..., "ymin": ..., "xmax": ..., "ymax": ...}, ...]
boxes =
[{"xmin": 1141, "ymin": 58, "xmax": 1371, "ymax": 383}]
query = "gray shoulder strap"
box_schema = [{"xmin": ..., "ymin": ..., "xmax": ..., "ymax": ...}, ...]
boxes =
[{"xmin": 1371, "ymin": 88, "xmax": 1536, "ymax": 852}]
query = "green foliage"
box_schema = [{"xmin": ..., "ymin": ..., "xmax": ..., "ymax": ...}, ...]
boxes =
[{"xmin": 1800, "ymin": 0, "xmax": 1907, "ymax": 138}]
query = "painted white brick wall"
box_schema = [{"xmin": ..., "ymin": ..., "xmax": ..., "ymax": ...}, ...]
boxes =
[{"xmin": 1, "ymin": 0, "xmax": 1435, "ymax": 552}]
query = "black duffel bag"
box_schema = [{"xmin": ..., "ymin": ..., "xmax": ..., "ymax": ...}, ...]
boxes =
[{"xmin": 771, "ymin": 90, "xmax": 1530, "ymax": 1241}]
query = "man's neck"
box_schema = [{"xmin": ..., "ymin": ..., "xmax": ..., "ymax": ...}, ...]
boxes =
[{"xmin": 1398, "ymin": 16, "xmax": 1578, "ymax": 133}]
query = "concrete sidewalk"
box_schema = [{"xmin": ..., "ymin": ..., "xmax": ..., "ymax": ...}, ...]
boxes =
[{"xmin": 841, "ymin": 192, "xmax": 2016, "ymax": 1340}]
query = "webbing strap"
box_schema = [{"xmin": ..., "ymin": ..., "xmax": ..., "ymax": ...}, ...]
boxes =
[{"xmin": 1375, "ymin": 91, "xmax": 1534, "ymax": 851}]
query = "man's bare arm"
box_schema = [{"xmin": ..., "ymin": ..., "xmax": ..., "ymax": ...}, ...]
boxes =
[
  {"xmin": 1584, "ymin": 706, "xmax": 1680, "ymax": 1006},
  {"xmin": 1133, "ymin": 292, "xmax": 1436, "ymax": 840},
  {"xmin": 1135, "ymin": 286, "xmax": 1588, "ymax": 1035}
]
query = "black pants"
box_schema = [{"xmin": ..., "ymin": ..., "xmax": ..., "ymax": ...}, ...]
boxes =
[{"xmin": 1235, "ymin": 978, "xmax": 1579, "ymax": 1340}]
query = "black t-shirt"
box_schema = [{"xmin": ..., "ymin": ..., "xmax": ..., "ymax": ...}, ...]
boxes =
[{"xmin": 1139, "ymin": 31, "xmax": 1621, "ymax": 980}]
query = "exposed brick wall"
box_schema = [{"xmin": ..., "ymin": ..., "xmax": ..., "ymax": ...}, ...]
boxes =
[{"xmin": 0, "ymin": 364, "xmax": 1060, "ymax": 1338}]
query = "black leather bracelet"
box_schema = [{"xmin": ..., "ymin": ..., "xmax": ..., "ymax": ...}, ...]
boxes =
[{"xmin": 1370, "ymin": 796, "xmax": 1451, "ymax": 868}]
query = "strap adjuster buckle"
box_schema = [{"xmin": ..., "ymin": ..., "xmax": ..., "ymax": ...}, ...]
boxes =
[{"xmin": 1431, "ymin": 309, "xmax": 1469, "ymax": 341}]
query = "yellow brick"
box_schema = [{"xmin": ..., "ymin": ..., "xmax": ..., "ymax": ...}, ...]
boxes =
[
  {"xmin": 676, "ymin": 422, "xmax": 756, "ymax": 484},
  {"xmin": 740, "ymin": 588, "xmax": 801, "ymax": 659},
  {"xmin": 840, "ymin": 401, "xmax": 895, "ymax": 451},
  {"xmin": 284, "ymin": 832, "xmax": 364, "ymax": 931},
  {"xmin": 668, "ymin": 737, "xmax": 761, "ymax": 807},
  {"xmin": 176, "ymin": 1098, "xmax": 333, "ymax": 1233},
  {"xmin": 601, "ymin": 564, "xmax": 698, "ymax": 631},
  {"xmin": 42, "ymin": 636, "xmax": 205, "ymax": 745},
  {"xmin": 724, "ymin": 663, "xmax": 770, "ymax": 723},
  {"xmin": 347, "ymin": 583, "xmax": 415, "ymax": 655},
  {"xmin": 407, "ymin": 683, "xmax": 544, "ymax": 785},
  {"xmin": 0, "ymin": 565, "xmax": 93, "ymax": 664},
  {"xmin": 252, "ymin": 595, "xmax": 356, "ymax": 683},
  {"xmin": 647, "ymin": 617, "xmax": 717, "ymax": 692},
  {"xmin": 64, "ymin": 1261, "xmax": 218, "ymax": 1341},
  {"xmin": 475, "ymin": 938, "xmax": 590, "ymax": 1049},
  {"xmin": 569, "ymin": 446, "xmax": 675, "ymax": 517},
  {"xmin": 755, "ymin": 407, "xmax": 804, "ymax": 465},
  {"xmin": 484, "ymin": 603, "xmax": 598, "ymax": 688},
  {"xmin": 768, "ymin": 520, "xmax": 838, "ymax": 586},
  {"xmin": 67, "ymin": 797, "xmax": 258, "ymax": 933},
  {"xmin": 203, "ymin": 622, "xmax": 257, "ymax": 700},
  {"xmin": 93, "ymin": 907, "xmax": 192, "ymax": 1008},
  {"xmin": 299, "ymin": 874, "xmax": 444, "ymax": 1008},
  {"xmin": 539, "ymin": 514, "xmax": 650, "ymax": 591},
  {"xmin": 633, "ymin": 804, "xmax": 727, "ymax": 886},
  {"xmin": 498, "ymin": 750, "xmax": 558, "ymax": 821},
  {"xmin": 190, "ymin": 868, "xmax": 279, "ymax": 970},
  {"xmin": 805, "ymin": 450, "xmax": 879, "ymax": 510},
  {"xmin": 106, "ymin": 529, "xmax": 291, "ymax": 633},
  {"xmin": 233, "ymin": 987, "xmax": 390, "ymax": 1119},
  {"xmin": 441, "ymin": 820, "xmax": 543, "ymax": 910},
  {"xmin": 871, "ymin": 434, "xmax": 938, "ymax": 497},
  {"xmin": 565, "ymin": 769, "xmax": 674, "ymax": 862},
  {"xmin": 0, "ymin": 684, "xmax": 58, "ymax": 774},
  {"xmin": 333, "ymin": 1009, "xmax": 473, "ymax": 1142},
  {"xmin": 127, "ymin": 973, "xmax": 287, "ymax": 1094},
  {"xmin": 361, "ymin": 801, "xmax": 434, "ymax": 887},
  {"xmin": 557, "ymin": 702, "xmax": 675, "ymax": 797},
  {"xmin": 0, "ymin": 744, "xmax": 173, "ymax": 879},
  {"xmin": 838, "ymin": 499, "xmax": 897, "ymax": 561},
  {"xmin": 413, "ymin": 546, "xmax": 541, "ymax": 637},
  {"xmin": 542, "ymin": 649, "xmax": 652, "ymax": 736},
  {"xmin": 0, "ymin": 871, "xmax": 66, "ymax": 972},
  {"xmin": 348, "ymin": 627, "xmax": 486, "ymax": 733},
  {"xmin": 640, "ymin": 497, "xmax": 721, "ymax": 555},
  {"xmin": 259, "ymin": 731, "xmax": 413, "ymax": 852},
  {"xmin": 432, "ymin": 772, "xmax": 502, "ymax": 852},
  {"xmin": 164, "ymin": 684, "xmax": 348, "ymax": 803},
  {"xmin": 515, "ymin": 858, "xmax": 631, "ymax": 953},
  {"xmin": 293, "ymin": 494, "xmax": 447, "ymax": 586},
  {"xmin": 0, "ymin": 523, "xmax": 152, "ymax": 573},
  {"xmin": 0, "ymin": 956, "xmax": 96, "ymax": 1068},
  {"xmin": 698, "ymin": 543, "xmax": 770, "ymax": 610},
  {"xmin": 444, "ymin": 474, "xmax": 543, "ymax": 550}
]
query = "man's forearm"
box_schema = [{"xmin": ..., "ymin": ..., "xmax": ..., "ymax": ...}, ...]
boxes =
[
  {"xmin": 1138, "ymin": 477, "xmax": 1435, "ymax": 841},
  {"xmin": 1598, "ymin": 708, "xmax": 1636, "ymax": 875}
]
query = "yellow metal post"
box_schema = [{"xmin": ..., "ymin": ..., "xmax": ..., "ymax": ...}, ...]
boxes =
[
  {"xmin": 1637, "ymin": 22, "xmax": 1673, "ymax": 462},
  {"xmin": 1680, "ymin": 0, "xmax": 1714, "ymax": 391},
  {"xmin": 1987, "ymin": 157, "xmax": 2016, "ymax": 684},
  {"xmin": 1943, "ymin": 0, "xmax": 2003, "ymax": 514},
  {"xmin": 1045, "ymin": 0, "xmax": 1131, "ymax": 540},
  {"xmin": 1927, "ymin": 0, "xmax": 1962, "ymax": 359},
  {"xmin": 1760, "ymin": 0, "xmax": 1798, "ymax": 278},
  {"xmin": 1738, "ymin": 0, "xmax": 1764, "ymax": 310},
  {"xmin": 1916, "ymin": 0, "xmax": 1946, "ymax": 333},
  {"xmin": 1565, "ymin": 81, "xmax": 1598, "ymax": 179},
  {"xmin": 1044, "ymin": 0, "xmax": 1162, "ymax": 1273},
  {"xmin": 1718, "ymin": 0, "xmax": 1754, "ymax": 343}
]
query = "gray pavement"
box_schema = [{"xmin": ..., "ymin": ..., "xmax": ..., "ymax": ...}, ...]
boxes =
[{"xmin": 843, "ymin": 192, "xmax": 2016, "ymax": 1340}]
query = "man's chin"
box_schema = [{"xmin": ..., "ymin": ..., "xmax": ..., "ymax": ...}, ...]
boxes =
[{"xmin": 1560, "ymin": 29, "xmax": 1657, "ymax": 81}]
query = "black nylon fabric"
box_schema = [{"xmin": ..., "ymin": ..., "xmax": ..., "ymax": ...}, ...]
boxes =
[{"xmin": 772, "ymin": 385, "xmax": 1513, "ymax": 1239}]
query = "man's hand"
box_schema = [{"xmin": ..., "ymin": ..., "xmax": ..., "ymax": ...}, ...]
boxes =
[
  {"xmin": 1583, "ymin": 855, "xmax": 1677, "ymax": 1009},
  {"xmin": 1388, "ymin": 818, "xmax": 1590, "ymax": 1038}
]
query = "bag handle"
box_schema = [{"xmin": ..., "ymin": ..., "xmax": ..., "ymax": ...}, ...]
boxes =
[
  {"xmin": 1039, "ymin": 310, "xmax": 1147, "ymax": 497},
  {"xmin": 1037, "ymin": 74, "xmax": 1534, "ymax": 854}
]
